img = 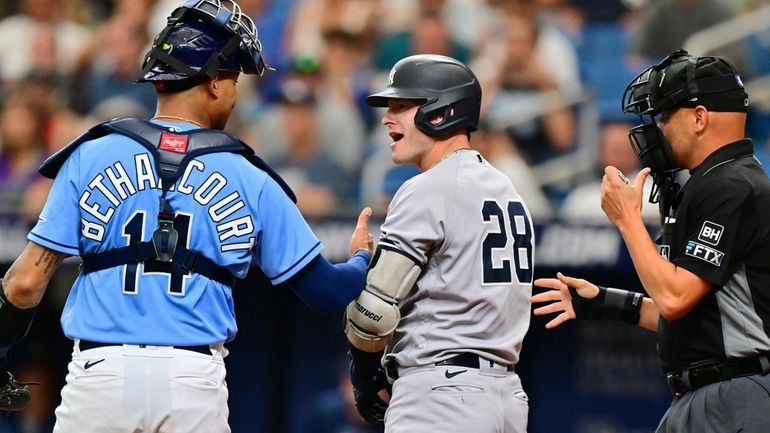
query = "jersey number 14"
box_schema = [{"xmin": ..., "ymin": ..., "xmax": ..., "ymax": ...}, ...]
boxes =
[
  {"xmin": 481, "ymin": 200, "xmax": 533, "ymax": 284},
  {"xmin": 122, "ymin": 211, "xmax": 191, "ymax": 295}
]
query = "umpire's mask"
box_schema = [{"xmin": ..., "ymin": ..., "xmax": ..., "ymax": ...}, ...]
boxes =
[{"xmin": 621, "ymin": 49, "xmax": 748, "ymax": 206}]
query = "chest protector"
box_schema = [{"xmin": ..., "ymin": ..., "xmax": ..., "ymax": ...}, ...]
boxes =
[{"xmin": 40, "ymin": 117, "xmax": 296, "ymax": 287}]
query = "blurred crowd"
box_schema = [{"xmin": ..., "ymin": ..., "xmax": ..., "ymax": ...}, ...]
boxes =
[
  {"xmin": 3, "ymin": 0, "xmax": 770, "ymax": 228},
  {"xmin": 2, "ymin": 0, "xmax": 770, "ymax": 431}
]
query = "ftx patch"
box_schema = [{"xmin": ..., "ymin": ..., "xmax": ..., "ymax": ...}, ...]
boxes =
[{"xmin": 685, "ymin": 241, "xmax": 724, "ymax": 266}]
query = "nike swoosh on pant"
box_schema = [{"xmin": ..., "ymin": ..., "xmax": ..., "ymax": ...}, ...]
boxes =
[
  {"xmin": 444, "ymin": 369, "xmax": 468, "ymax": 379},
  {"xmin": 84, "ymin": 359, "xmax": 105, "ymax": 369}
]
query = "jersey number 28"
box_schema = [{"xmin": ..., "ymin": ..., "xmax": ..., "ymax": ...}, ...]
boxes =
[{"xmin": 481, "ymin": 200, "xmax": 533, "ymax": 284}]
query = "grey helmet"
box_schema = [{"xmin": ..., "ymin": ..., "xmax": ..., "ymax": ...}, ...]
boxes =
[{"xmin": 366, "ymin": 54, "xmax": 482, "ymax": 137}]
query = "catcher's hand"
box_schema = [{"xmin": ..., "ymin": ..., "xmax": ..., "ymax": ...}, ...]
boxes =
[{"xmin": 0, "ymin": 369, "xmax": 32, "ymax": 411}]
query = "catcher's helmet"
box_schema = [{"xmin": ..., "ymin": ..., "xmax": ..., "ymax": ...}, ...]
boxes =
[
  {"xmin": 621, "ymin": 49, "xmax": 747, "ymax": 175},
  {"xmin": 620, "ymin": 49, "xmax": 748, "ymax": 217},
  {"xmin": 366, "ymin": 54, "xmax": 482, "ymax": 137},
  {"xmin": 138, "ymin": 0, "xmax": 269, "ymax": 92}
]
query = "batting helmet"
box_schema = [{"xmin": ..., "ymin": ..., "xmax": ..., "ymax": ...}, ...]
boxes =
[
  {"xmin": 366, "ymin": 54, "xmax": 482, "ymax": 137},
  {"xmin": 138, "ymin": 0, "xmax": 269, "ymax": 92}
]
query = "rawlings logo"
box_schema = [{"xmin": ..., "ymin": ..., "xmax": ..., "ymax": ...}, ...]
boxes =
[{"xmin": 159, "ymin": 132, "xmax": 189, "ymax": 153}]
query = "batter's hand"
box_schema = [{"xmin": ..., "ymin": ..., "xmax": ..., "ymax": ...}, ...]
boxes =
[
  {"xmin": 531, "ymin": 272, "xmax": 599, "ymax": 329},
  {"xmin": 600, "ymin": 166, "xmax": 651, "ymax": 228},
  {"xmin": 350, "ymin": 207, "xmax": 374, "ymax": 256},
  {"xmin": 352, "ymin": 374, "xmax": 389, "ymax": 426},
  {"xmin": 348, "ymin": 345, "xmax": 389, "ymax": 426}
]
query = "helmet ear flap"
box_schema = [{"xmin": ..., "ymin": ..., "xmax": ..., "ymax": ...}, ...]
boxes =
[
  {"xmin": 414, "ymin": 100, "xmax": 452, "ymax": 136},
  {"xmin": 414, "ymin": 93, "xmax": 481, "ymax": 137},
  {"xmin": 413, "ymin": 104, "xmax": 434, "ymax": 136}
]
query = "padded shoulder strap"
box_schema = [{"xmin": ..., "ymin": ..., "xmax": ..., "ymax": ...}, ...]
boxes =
[
  {"xmin": 38, "ymin": 117, "xmax": 296, "ymax": 202},
  {"xmin": 39, "ymin": 122, "xmax": 114, "ymax": 179},
  {"xmin": 104, "ymin": 118, "xmax": 246, "ymax": 186}
]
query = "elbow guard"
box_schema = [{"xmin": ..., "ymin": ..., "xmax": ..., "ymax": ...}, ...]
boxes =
[
  {"xmin": 0, "ymin": 280, "xmax": 37, "ymax": 347},
  {"xmin": 345, "ymin": 247, "xmax": 421, "ymax": 352},
  {"xmin": 345, "ymin": 291, "xmax": 400, "ymax": 353}
]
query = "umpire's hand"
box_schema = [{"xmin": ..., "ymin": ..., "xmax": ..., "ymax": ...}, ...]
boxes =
[
  {"xmin": 531, "ymin": 272, "xmax": 599, "ymax": 329},
  {"xmin": 601, "ymin": 166, "xmax": 651, "ymax": 229}
]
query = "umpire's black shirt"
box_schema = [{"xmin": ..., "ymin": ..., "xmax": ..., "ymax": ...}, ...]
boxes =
[{"xmin": 657, "ymin": 139, "xmax": 770, "ymax": 371}]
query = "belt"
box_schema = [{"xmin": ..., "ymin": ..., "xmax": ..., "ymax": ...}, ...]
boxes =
[
  {"xmin": 436, "ymin": 353, "xmax": 515, "ymax": 371},
  {"xmin": 386, "ymin": 353, "xmax": 514, "ymax": 380},
  {"xmin": 79, "ymin": 339, "xmax": 212, "ymax": 356},
  {"xmin": 665, "ymin": 354, "xmax": 770, "ymax": 397}
]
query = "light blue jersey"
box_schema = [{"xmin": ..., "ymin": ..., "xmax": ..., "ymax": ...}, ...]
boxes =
[{"xmin": 29, "ymin": 120, "xmax": 323, "ymax": 345}]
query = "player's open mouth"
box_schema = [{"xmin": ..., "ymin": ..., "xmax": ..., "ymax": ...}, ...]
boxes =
[{"xmin": 389, "ymin": 132, "xmax": 404, "ymax": 142}]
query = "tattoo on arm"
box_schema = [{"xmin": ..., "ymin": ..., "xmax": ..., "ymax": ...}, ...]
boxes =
[{"xmin": 33, "ymin": 249, "xmax": 63, "ymax": 275}]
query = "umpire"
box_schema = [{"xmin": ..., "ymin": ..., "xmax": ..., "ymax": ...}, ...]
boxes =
[{"xmin": 532, "ymin": 49, "xmax": 770, "ymax": 433}]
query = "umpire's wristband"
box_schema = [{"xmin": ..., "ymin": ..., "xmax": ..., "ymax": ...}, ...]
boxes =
[{"xmin": 569, "ymin": 285, "xmax": 644, "ymax": 324}]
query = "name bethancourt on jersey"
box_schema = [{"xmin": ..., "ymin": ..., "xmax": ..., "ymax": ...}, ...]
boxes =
[{"xmin": 78, "ymin": 152, "xmax": 254, "ymax": 252}]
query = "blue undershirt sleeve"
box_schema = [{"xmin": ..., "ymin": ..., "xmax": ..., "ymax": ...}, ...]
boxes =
[{"xmin": 286, "ymin": 250, "xmax": 371, "ymax": 314}]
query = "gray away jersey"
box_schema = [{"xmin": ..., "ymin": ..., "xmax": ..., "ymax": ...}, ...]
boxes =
[{"xmin": 382, "ymin": 149, "xmax": 535, "ymax": 368}]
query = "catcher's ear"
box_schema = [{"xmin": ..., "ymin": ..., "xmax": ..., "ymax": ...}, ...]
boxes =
[{"xmin": 207, "ymin": 76, "xmax": 219, "ymax": 97}]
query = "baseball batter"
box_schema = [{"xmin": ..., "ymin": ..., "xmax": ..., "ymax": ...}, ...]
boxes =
[
  {"xmin": 345, "ymin": 55, "xmax": 534, "ymax": 433},
  {"xmin": 0, "ymin": 1, "xmax": 374, "ymax": 432}
]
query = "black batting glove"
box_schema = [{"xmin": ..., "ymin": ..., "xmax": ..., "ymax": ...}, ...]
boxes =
[{"xmin": 348, "ymin": 345, "xmax": 390, "ymax": 426}]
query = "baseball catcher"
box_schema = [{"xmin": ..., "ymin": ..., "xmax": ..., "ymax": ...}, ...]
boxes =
[{"xmin": 0, "ymin": 0, "xmax": 374, "ymax": 430}]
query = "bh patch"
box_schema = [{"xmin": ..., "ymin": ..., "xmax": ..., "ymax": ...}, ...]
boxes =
[{"xmin": 698, "ymin": 221, "xmax": 724, "ymax": 246}]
